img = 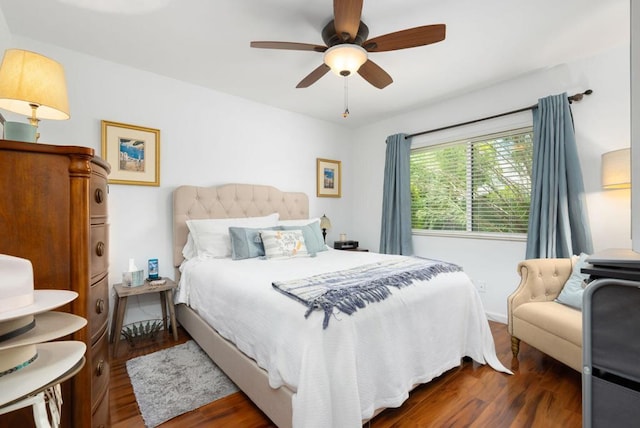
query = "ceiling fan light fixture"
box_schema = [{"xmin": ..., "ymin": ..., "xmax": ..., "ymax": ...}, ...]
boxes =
[{"xmin": 323, "ymin": 44, "xmax": 367, "ymax": 76}]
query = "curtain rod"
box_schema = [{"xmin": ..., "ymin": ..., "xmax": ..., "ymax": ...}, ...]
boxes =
[{"xmin": 405, "ymin": 89, "xmax": 593, "ymax": 139}]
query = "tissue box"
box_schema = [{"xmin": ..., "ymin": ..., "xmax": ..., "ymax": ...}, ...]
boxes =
[{"xmin": 123, "ymin": 270, "xmax": 145, "ymax": 287}]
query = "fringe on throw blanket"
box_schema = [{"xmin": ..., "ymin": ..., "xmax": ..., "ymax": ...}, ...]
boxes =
[{"xmin": 272, "ymin": 257, "xmax": 462, "ymax": 329}]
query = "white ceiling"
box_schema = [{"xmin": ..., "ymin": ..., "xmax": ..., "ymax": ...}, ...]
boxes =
[{"xmin": 0, "ymin": 0, "xmax": 630, "ymax": 127}]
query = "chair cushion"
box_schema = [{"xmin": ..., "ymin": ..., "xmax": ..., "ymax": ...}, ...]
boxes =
[{"xmin": 512, "ymin": 301, "xmax": 582, "ymax": 347}]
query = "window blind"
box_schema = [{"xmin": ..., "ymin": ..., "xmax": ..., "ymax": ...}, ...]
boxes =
[{"xmin": 410, "ymin": 127, "xmax": 533, "ymax": 235}]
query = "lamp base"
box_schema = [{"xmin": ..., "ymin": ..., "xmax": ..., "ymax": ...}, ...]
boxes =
[{"xmin": 4, "ymin": 122, "xmax": 37, "ymax": 142}]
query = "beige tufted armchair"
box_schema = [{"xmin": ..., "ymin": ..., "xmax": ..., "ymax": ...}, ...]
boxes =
[{"xmin": 507, "ymin": 258, "xmax": 583, "ymax": 371}]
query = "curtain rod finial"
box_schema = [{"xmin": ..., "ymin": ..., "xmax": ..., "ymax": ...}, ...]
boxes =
[{"xmin": 568, "ymin": 89, "xmax": 593, "ymax": 103}]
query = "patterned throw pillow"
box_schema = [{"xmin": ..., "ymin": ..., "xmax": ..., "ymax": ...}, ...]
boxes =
[
  {"xmin": 279, "ymin": 220, "xmax": 327, "ymax": 255},
  {"xmin": 260, "ymin": 230, "xmax": 309, "ymax": 259}
]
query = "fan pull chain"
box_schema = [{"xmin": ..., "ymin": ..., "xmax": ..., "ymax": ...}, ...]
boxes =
[{"xmin": 342, "ymin": 76, "xmax": 349, "ymax": 118}]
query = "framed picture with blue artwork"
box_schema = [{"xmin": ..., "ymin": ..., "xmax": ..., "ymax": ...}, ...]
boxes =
[
  {"xmin": 316, "ymin": 158, "xmax": 341, "ymax": 197},
  {"xmin": 101, "ymin": 120, "xmax": 160, "ymax": 186}
]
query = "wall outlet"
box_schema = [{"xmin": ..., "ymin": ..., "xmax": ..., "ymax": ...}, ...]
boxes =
[{"xmin": 477, "ymin": 281, "xmax": 487, "ymax": 293}]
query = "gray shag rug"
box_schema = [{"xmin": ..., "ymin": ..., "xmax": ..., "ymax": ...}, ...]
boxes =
[{"xmin": 126, "ymin": 340, "xmax": 239, "ymax": 427}]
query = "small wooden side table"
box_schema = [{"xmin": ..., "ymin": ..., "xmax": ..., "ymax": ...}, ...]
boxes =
[{"xmin": 110, "ymin": 278, "xmax": 178, "ymax": 356}]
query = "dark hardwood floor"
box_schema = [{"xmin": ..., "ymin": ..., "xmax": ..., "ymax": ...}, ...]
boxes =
[{"xmin": 110, "ymin": 322, "xmax": 582, "ymax": 427}]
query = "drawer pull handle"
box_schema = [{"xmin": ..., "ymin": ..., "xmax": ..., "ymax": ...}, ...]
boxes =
[
  {"xmin": 95, "ymin": 188, "xmax": 104, "ymax": 204},
  {"xmin": 96, "ymin": 360, "xmax": 105, "ymax": 376},
  {"xmin": 96, "ymin": 298, "xmax": 105, "ymax": 314},
  {"xmin": 96, "ymin": 241, "xmax": 105, "ymax": 257}
]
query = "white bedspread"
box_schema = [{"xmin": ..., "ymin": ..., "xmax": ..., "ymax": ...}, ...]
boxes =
[{"xmin": 175, "ymin": 249, "xmax": 510, "ymax": 427}]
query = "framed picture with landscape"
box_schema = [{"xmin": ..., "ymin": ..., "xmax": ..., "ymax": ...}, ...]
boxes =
[
  {"xmin": 101, "ymin": 120, "xmax": 160, "ymax": 186},
  {"xmin": 316, "ymin": 158, "xmax": 341, "ymax": 197}
]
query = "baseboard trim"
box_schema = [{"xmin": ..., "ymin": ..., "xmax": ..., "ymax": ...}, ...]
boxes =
[{"xmin": 487, "ymin": 311, "xmax": 507, "ymax": 324}]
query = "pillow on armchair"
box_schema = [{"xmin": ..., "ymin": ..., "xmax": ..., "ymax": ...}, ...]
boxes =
[{"xmin": 555, "ymin": 253, "xmax": 590, "ymax": 310}]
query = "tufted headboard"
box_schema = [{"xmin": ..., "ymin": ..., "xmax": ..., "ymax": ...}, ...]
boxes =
[{"xmin": 172, "ymin": 183, "xmax": 309, "ymax": 270}]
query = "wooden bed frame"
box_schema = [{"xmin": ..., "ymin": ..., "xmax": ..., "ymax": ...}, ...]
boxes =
[{"xmin": 172, "ymin": 183, "xmax": 310, "ymax": 428}]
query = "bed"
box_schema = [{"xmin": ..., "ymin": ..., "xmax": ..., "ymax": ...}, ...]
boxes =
[{"xmin": 172, "ymin": 183, "xmax": 510, "ymax": 428}]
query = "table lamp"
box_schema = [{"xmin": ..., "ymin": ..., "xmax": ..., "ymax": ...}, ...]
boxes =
[
  {"xmin": 0, "ymin": 49, "xmax": 70, "ymax": 142},
  {"xmin": 601, "ymin": 148, "xmax": 631, "ymax": 190},
  {"xmin": 320, "ymin": 214, "xmax": 331, "ymax": 243}
]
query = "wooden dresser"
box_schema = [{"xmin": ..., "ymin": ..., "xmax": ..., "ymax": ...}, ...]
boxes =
[{"xmin": 0, "ymin": 140, "xmax": 111, "ymax": 427}]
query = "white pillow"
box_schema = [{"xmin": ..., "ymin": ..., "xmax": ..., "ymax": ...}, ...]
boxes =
[
  {"xmin": 260, "ymin": 229, "xmax": 309, "ymax": 259},
  {"xmin": 182, "ymin": 233, "xmax": 197, "ymax": 260},
  {"xmin": 277, "ymin": 218, "xmax": 319, "ymax": 227},
  {"xmin": 186, "ymin": 213, "xmax": 279, "ymax": 258}
]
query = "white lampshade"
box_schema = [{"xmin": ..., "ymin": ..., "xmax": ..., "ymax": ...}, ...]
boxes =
[
  {"xmin": 0, "ymin": 49, "xmax": 70, "ymax": 122},
  {"xmin": 320, "ymin": 214, "xmax": 332, "ymax": 230},
  {"xmin": 602, "ymin": 148, "xmax": 631, "ymax": 189},
  {"xmin": 323, "ymin": 44, "xmax": 368, "ymax": 76}
]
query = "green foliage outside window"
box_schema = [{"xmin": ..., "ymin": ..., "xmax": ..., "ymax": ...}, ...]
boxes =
[{"xmin": 410, "ymin": 128, "xmax": 533, "ymax": 235}]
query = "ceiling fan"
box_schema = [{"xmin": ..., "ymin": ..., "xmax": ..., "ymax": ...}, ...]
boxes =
[{"xmin": 250, "ymin": 0, "xmax": 446, "ymax": 89}]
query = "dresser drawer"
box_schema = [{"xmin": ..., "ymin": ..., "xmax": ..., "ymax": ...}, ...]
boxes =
[
  {"xmin": 89, "ymin": 275, "xmax": 109, "ymax": 344},
  {"xmin": 90, "ymin": 224, "xmax": 109, "ymax": 281},
  {"xmin": 90, "ymin": 163, "xmax": 109, "ymax": 222},
  {"xmin": 91, "ymin": 329, "xmax": 110, "ymax": 410},
  {"xmin": 92, "ymin": 385, "xmax": 110, "ymax": 428}
]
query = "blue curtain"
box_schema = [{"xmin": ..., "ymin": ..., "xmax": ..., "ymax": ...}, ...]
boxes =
[
  {"xmin": 526, "ymin": 93, "xmax": 593, "ymax": 258},
  {"xmin": 379, "ymin": 133, "xmax": 414, "ymax": 255}
]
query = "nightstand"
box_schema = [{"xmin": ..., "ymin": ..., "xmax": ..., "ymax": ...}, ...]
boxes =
[{"xmin": 110, "ymin": 278, "xmax": 178, "ymax": 357}]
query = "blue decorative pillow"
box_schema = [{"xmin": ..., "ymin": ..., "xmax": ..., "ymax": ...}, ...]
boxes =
[
  {"xmin": 556, "ymin": 253, "xmax": 591, "ymax": 310},
  {"xmin": 279, "ymin": 220, "xmax": 326, "ymax": 255},
  {"xmin": 229, "ymin": 226, "xmax": 278, "ymax": 260}
]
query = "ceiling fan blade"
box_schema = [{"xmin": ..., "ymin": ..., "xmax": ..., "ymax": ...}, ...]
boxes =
[
  {"xmin": 333, "ymin": 0, "xmax": 363, "ymax": 41},
  {"xmin": 357, "ymin": 59, "xmax": 393, "ymax": 89},
  {"xmin": 250, "ymin": 41, "xmax": 327, "ymax": 52},
  {"xmin": 296, "ymin": 64, "xmax": 331, "ymax": 88},
  {"xmin": 364, "ymin": 24, "xmax": 446, "ymax": 52}
]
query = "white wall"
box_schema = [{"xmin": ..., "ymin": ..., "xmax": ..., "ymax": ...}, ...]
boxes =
[
  {"xmin": 8, "ymin": 36, "xmax": 354, "ymax": 325},
  {"xmin": 0, "ymin": 8, "xmax": 10, "ymax": 51},
  {"xmin": 351, "ymin": 44, "xmax": 631, "ymax": 322},
  {"xmin": 3, "ymin": 36, "xmax": 631, "ymax": 326}
]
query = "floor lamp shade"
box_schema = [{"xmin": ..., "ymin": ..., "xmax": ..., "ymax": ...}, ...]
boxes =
[{"xmin": 0, "ymin": 49, "xmax": 70, "ymax": 121}]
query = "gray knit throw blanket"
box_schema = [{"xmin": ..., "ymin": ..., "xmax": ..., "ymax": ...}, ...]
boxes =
[{"xmin": 272, "ymin": 257, "xmax": 462, "ymax": 329}]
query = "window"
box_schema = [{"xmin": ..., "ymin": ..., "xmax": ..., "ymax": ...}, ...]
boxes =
[{"xmin": 410, "ymin": 127, "xmax": 533, "ymax": 236}]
